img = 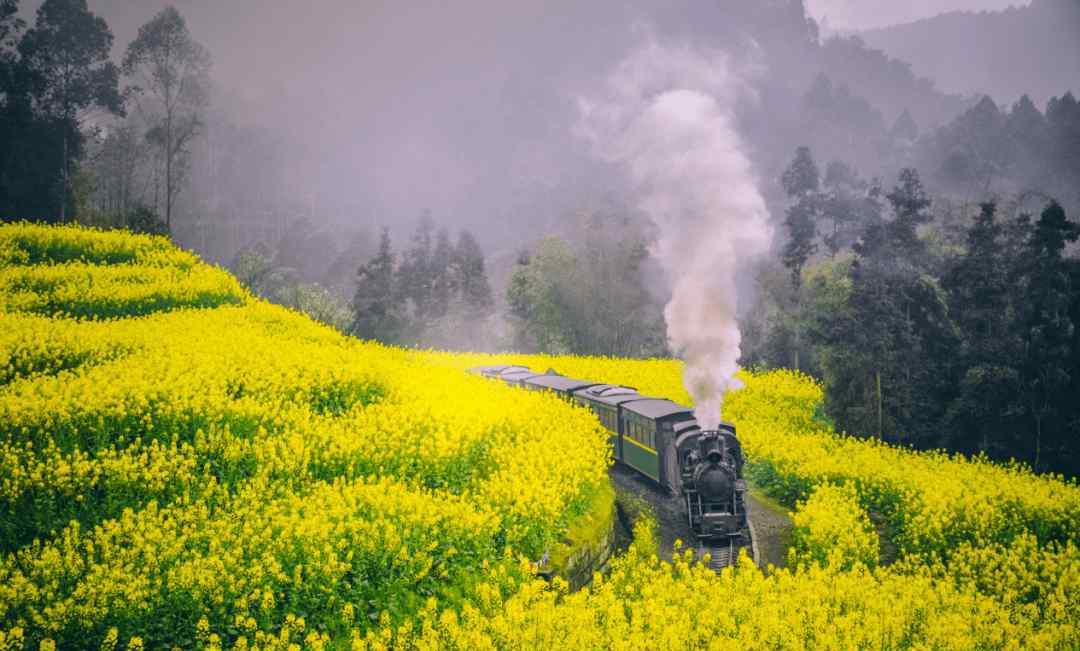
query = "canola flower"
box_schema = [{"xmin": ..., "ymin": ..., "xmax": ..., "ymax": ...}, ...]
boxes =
[
  {"xmin": 2, "ymin": 223, "xmax": 1079, "ymax": 650},
  {"xmin": 789, "ymin": 482, "xmax": 879, "ymax": 571},
  {"xmin": 345, "ymin": 519, "xmax": 1079, "ymax": 651},
  {"xmin": 0, "ymin": 224, "xmax": 607, "ymax": 649}
]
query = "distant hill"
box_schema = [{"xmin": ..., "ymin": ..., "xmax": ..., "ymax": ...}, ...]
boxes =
[{"xmin": 860, "ymin": 0, "xmax": 1080, "ymax": 107}]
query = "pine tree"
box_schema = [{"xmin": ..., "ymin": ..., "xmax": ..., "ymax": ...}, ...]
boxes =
[
  {"xmin": 819, "ymin": 168, "xmax": 955, "ymax": 445},
  {"xmin": 781, "ymin": 146, "xmax": 821, "ymax": 370},
  {"xmin": 1018, "ymin": 201, "xmax": 1079, "ymax": 471},
  {"xmin": 781, "ymin": 145, "xmax": 820, "ymax": 198},
  {"xmin": 397, "ymin": 214, "xmax": 435, "ymax": 334},
  {"xmin": 885, "ymin": 168, "xmax": 932, "ymax": 268},
  {"xmin": 1005, "ymin": 95, "xmax": 1048, "ymax": 191},
  {"xmin": 845, "ymin": 216, "xmax": 907, "ymax": 441},
  {"xmin": 351, "ymin": 227, "xmax": 399, "ymax": 343},
  {"xmin": 429, "ymin": 227, "xmax": 454, "ymax": 320},
  {"xmin": 820, "ymin": 160, "xmax": 862, "ymax": 256},
  {"xmin": 452, "ymin": 229, "xmax": 494, "ymax": 319},
  {"xmin": 944, "ymin": 202, "xmax": 1020, "ymax": 454},
  {"xmin": 1046, "ymin": 92, "xmax": 1080, "ymax": 193}
]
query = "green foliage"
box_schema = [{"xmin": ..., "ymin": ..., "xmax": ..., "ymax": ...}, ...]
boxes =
[
  {"xmin": 277, "ymin": 282, "xmax": 352, "ymax": 333},
  {"xmin": 1017, "ymin": 201, "xmax": 1080, "ymax": 471},
  {"xmin": 506, "ymin": 213, "xmax": 666, "ymax": 358},
  {"xmin": 230, "ymin": 240, "xmax": 351, "ymax": 334},
  {"xmin": 507, "ymin": 236, "xmax": 581, "ymax": 354},
  {"xmin": 781, "ymin": 147, "xmax": 820, "ymax": 290},
  {"xmin": 0, "ymin": 0, "xmax": 122, "ymax": 221},
  {"xmin": 751, "ymin": 155, "xmax": 1080, "ymax": 477}
]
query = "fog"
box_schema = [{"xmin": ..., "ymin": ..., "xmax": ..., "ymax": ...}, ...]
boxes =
[
  {"xmin": 65, "ymin": 0, "xmax": 668, "ymax": 249},
  {"xmin": 807, "ymin": 0, "xmax": 1028, "ymax": 31},
  {"xmin": 12, "ymin": 1, "xmax": 787, "ymax": 251},
  {"xmin": 14, "ymin": 0, "xmax": 1069, "ymax": 258},
  {"xmin": 10, "ymin": 0, "xmax": 1047, "ymax": 257}
]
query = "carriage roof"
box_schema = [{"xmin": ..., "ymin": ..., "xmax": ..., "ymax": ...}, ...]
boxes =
[
  {"xmin": 522, "ymin": 374, "xmax": 598, "ymax": 393},
  {"xmin": 467, "ymin": 364, "xmax": 518, "ymax": 375},
  {"xmin": 621, "ymin": 398, "xmax": 694, "ymax": 421},
  {"xmin": 499, "ymin": 369, "xmax": 538, "ymax": 382},
  {"xmin": 571, "ymin": 383, "xmax": 642, "ymax": 406}
]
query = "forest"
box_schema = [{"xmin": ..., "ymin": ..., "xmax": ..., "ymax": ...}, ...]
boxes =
[{"xmin": 2, "ymin": 0, "xmax": 1079, "ymax": 478}]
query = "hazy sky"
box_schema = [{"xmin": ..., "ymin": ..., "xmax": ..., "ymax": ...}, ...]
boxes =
[
  {"xmin": 14, "ymin": 0, "xmax": 1038, "ymax": 246},
  {"xmin": 806, "ymin": 0, "xmax": 1029, "ymax": 30}
]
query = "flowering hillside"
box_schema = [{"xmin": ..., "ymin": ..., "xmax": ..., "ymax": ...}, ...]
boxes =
[{"xmin": 1, "ymin": 224, "xmax": 1078, "ymax": 650}]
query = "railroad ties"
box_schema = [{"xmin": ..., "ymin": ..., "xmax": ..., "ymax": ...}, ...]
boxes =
[{"xmin": 698, "ymin": 537, "xmax": 738, "ymax": 573}]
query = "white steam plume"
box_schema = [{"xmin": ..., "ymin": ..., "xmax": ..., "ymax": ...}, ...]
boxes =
[{"xmin": 578, "ymin": 41, "xmax": 771, "ymax": 428}]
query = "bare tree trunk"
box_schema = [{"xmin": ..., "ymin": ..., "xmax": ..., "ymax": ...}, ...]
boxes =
[
  {"xmin": 793, "ymin": 285, "xmax": 802, "ymax": 371},
  {"xmin": 165, "ymin": 112, "xmax": 173, "ymax": 228},
  {"xmin": 876, "ymin": 369, "xmax": 883, "ymax": 441},
  {"xmin": 1034, "ymin": 414, "xmax": 1042, "ymax": 472},
  {"xmin": 60, "ymin": 127, "xmax": 68, "ymax": 222}
]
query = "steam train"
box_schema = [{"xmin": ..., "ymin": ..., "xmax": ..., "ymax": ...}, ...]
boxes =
[{"xmin": 468, "ymin": 364, "xmax": 749, "ymax": 548}]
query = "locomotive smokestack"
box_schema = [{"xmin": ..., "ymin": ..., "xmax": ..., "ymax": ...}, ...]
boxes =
[
  {"xmin": 701, "ymin": 430, "xmax": 724, "ymax": 463},
  {"xmin": 578, "ymin": 40, "xmax": 772, "ymax": 428}
]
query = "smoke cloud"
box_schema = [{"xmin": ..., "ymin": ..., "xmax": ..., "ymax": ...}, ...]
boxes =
[{"xmin": 578, "ymin": 40, "xmax": 772, "ymax": 427}]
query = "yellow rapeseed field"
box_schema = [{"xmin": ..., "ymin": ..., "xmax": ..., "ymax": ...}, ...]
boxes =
[{"xmin": 2, "ymin": 223, "xmax": 1078, "ymax": 650}]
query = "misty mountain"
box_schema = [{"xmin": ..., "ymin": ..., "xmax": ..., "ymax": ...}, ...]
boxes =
[
  {"xmin": 860, "ymin": 0, "xmax": 1080, "ymax": 106},
  {"xmin": 7, "ymin": 0, "xmax": 974, "ymax": 264}
]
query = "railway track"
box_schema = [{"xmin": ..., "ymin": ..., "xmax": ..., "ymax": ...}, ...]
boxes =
[
  {"xmin": 698, "ymin": 538, "xmax": 736, "ymax": 572},
  {"xmin": 610, "ymin": 464, "xmax": 758, "ymax": 574},
  {"xmin": 697, "ymin": 530, "xmax": 754, "ymax": 572}
]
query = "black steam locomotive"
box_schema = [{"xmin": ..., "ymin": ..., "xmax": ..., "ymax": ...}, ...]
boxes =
[{"xmin": 468, "ymin": 365, "xmax": 749, "ymax": 545}]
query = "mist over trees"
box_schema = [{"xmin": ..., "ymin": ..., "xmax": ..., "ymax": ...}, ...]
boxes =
[
  {"xmin": 122, "ymin": 6, "xmax": 210, "ymax": 229},
  {"xmin": 861, "ymin": 0, "xmax": 1080, "ymax": 107},
  {"xmin": 350, "ymin": 216, "xmax": 496, "ymax": 350}
]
